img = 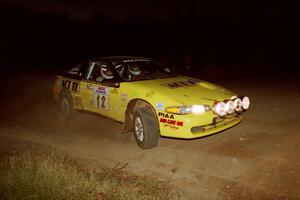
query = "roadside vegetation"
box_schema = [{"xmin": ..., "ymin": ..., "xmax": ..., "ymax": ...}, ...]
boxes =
[{"xmin": 0, "ymin": 147, "xmax": 175, "ymax": 200}]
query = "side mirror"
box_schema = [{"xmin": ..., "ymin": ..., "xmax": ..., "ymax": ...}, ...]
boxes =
[{"xmin": 102, "ymin": 79, "xmax": 120, "ymax": 88}]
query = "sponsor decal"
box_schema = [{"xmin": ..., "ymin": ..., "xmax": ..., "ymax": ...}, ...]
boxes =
[
  {"xmin": 158, "ymin": 112, "xmax": 174, "ymax": 119},
  {"xmin": 164, "ymin": 124, "xmax": 179, "ymax": 130},
  {"xmin": 156, "ymin": 103, "xmax": 164, "ymax": 110},
  {"xmin": 95, "ymin": 86, "xmax": 107, "ymax": 94},
  {"xmin": 120, "ymin": 93, "xmax": 128, "ymax": 101},
  {"xmin": 160, "ymin": 118, "xmax": 184, "ymax": 127},
  {"xmin": 86, "ymin": 84, "xmax": 93, "ymax": 90},
  {"xmin": 162, "ymin": 79, "xmax": 200, "ymax": 89},
  {"xmin": 111, "ymin": 89, "xmax": 118, "ymax": 94},
  {"xmin": 62, "ymin": 80, "xmax": 79, "ymax": 92},
  {"xmin": 146, "ymin": 90, "xmax": 154, "ymax": 98},
  {"xmin": 62, "ymin": 80, "xmax": 71, "ymax": 89}
]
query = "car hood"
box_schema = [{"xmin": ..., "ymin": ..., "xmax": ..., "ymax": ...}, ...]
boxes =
[{"xmin": 128, "ymin": 76, "xmax": 235, "ymax": 106}]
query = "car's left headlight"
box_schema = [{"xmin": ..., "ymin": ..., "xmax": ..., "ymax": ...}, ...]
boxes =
[{"xmin": 165, "ymin": 105, "xmax": 210, "ymax": 115}]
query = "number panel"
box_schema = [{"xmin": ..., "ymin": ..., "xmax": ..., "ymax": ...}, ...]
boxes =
[{"xmin": 93, "ymin": 86, "xmax": 109, "ymax": 110}]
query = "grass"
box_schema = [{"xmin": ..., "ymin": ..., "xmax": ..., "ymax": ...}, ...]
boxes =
[{"xmin": 0, "ymin": 147, "xmax": 175, "ymax": 200}]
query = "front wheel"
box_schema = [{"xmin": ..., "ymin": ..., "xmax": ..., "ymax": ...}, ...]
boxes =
[{"xmin": 133, "ymin": 108, "xmax": 159, "ymax": 149}]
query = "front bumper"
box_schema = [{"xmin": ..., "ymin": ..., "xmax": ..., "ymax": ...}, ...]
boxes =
[{"xmin": 157, "ymin": 111, "xmax": 242, "ymax": 139}]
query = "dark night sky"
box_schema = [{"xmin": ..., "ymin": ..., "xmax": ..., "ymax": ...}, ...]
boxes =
[
  {"xmin": 0, "ymin": 1, "xmax": 299, "ymax": 73},
  {"xmin": 2, "ymin": 0, "xmax": 174, "ymax": 20},
  {"xmin": 2, "ymin": 1, "xmax": 295, "ymax": 21}
]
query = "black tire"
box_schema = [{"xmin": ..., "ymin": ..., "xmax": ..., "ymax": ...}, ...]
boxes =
[
  {"xmin": 133, "ymin": 107, "xmax": 159, "ymax": 149},
  {"xmin": 59, "ymin": 91, "xmax": 74, "ymax": 121}
]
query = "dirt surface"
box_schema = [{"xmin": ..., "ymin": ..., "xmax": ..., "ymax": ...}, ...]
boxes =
[{"xmin": 0, "ymin": 70, "xmax": 300, "ymax": 199}]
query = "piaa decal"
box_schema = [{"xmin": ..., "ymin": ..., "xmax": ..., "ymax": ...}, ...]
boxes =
[{"xmin": 158, "ymin": 112, "xmax": 174, "ymax": 119}]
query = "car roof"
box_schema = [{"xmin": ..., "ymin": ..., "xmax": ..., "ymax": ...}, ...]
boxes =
[{"xmin": 94, "ymin": 56, "xmax": 152, "ymax": 64}]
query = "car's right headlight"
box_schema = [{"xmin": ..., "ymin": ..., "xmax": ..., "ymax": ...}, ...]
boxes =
[{"xmin": 165, "ymin": 105, "xmax": 210, "ymax": 115}]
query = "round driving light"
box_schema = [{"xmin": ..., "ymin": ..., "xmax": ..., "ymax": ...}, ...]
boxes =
[
  {"xmin": 225, "ymin": 100, "xmax": 235, "ymax": 114},
  {"xmin": 233, "ymin": 98, "xmax": 242, "ymax": 112},
  {"xmin": 214, "ymin": 102, "xmax": 227, "ymax": 116},
  {"xmin": 192, "ymin": 105, "xmax": 205, "ymax": 114},
  {"xmin": 242, "ymin": 96, "xmax": 250, "ymax": 110}
]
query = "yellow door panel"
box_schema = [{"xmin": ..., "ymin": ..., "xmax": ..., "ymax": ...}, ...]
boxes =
[
  {"xmin": 80, "ymin": 80, "xmax": 122, "ymax": 121},
  {"xmin": 79, "ymin": 81, "xmax": 94, "ymax": 111}
]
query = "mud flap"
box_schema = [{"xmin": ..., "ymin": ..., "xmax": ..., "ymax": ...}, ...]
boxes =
[{"xmin": 121, "ymin": 110, "xmax": 133, "ymax": 134}]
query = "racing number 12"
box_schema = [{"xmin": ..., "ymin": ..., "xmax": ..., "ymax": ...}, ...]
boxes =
[
  {"xmin": 96, "ymin": 94, "xmax": 106, "ymax": 108},
  {"xmin": 101, "ymin": 96, "xmax": 105, "ymax": 108}
]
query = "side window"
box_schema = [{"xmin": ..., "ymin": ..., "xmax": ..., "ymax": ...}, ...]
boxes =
[
  {"xmin": 78, "ymin": 61, "xmax": 90, "ymax": 79},
  {"xmin": 88, "ymin": 64, "xmax": 101, "ymax": 82},
  {"xmin": 115, "ymin": 64, "xmax": 125, "ymax": 79},
  {"xmin": 117, "ymin": 62, "xmax": 142, "ymax": 81},
  {"xmin": 86, "ymin": 62, "xmax": 115, "ymax": 83},
  {"xmin": 85, "ymin": 62, "xmax": 96, "ymax": 80}
]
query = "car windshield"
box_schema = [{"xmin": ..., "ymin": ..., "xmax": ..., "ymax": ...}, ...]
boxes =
[{"xmin": 113, "ymin": 60, "xmax": 177, "ymax": 82}]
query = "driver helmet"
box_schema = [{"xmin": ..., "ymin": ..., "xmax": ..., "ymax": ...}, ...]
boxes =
[
  {"xmin": 128, "ymin": 63, "xmax": 141, "ymax": 76},
  {"xmin": 100, "ymin": 64, "xmax": 113, "ymax": 79}
]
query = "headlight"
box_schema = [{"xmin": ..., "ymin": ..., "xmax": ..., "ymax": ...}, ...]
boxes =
[
  {"xmin": 242, "ymin": 96, "xmax": 250, "ymax": 110},
  {"xmin": 213, "ymin": 102, "xmax": 227, "ymax": 116},
  {"xmin": 191, "ymin": 105, "xmax": 206, "ymax": 114},
  {"xmin": 233, "ymin": 98, "xmax": 242, "ymax": 112},
  {"xmin": 225, "ymin": 100, "xmax": 235, "ymax": 114},
  {"xmin": 165, "ymin": 105, "xmax": 210, "ymax": 115}
]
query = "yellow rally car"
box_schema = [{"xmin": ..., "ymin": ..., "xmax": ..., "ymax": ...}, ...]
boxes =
[{"xmin": 53, "ymin": 56, "xmax": 250, "ymax": 149}]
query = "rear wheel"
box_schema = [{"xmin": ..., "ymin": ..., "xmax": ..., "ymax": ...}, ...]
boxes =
[
  {"xmin": 59, "ymin": 92, "xmax": 73, "ymax": 121},
  {"xmin": 133, "ymin": 107, "xmax": 159, "ymax": 149}
]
